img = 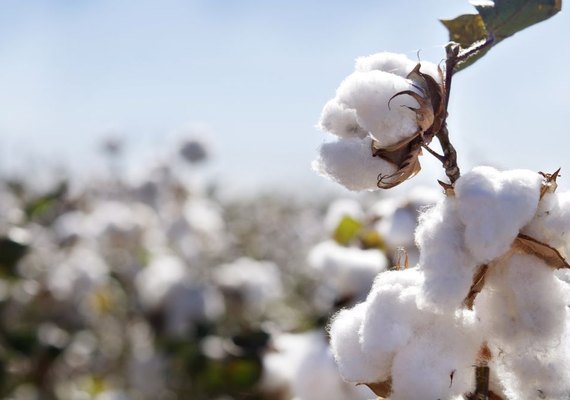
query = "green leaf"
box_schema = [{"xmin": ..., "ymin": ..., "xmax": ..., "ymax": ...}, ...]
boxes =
[
  {"xmin": 332, "ymin": 216, "xmax": 362, "ymax": 246},
  {"xmin": 474, "ymin": 0, "xmax": 562, "ymax": 40},
  {"xmin": 442, "ymin": 0, "xmax": 561, "ymax": 71},
  {"xmin": 441, "ymin": 14, "xmax": 487, "ymax": 47}
]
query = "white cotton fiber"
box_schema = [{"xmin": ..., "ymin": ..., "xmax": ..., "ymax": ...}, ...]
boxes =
[
  {"xmin": 477, "ymin": 253, "xmax": 569, "ymax": 344},
  {"xmin": 309, "ymin": 240, "xmax": 388, "ymax": 300},
  {"xmin": 505, "ymin": 254, "xmax": 569, "ymax": 339},
  {"xmin": 488, "ymin": 320, "xmax": 570, "ymax": 400},
  {"xmin": 329, "ymin": 303, "xmax": 385, "ymax": 384},
  {"xmin": 319, "ymin": 99, "xmax": 369, "ymax": 139},
  {"xmin": 360, "ymin": 268, "xmax": 426, "ymax": 364},
  {"xmin": 415, "ymin": 199, "xmax": 478, "ymax": 311},
  {"xmin": 390, "ymin": 314, "xmax": 480, "ymax": 400},
  {"xmin": 292, "ymin": 330, "xmax": 371, "ymax": 400},
  {"xmin": 336, "ymin": 70, "xmax": 420, "ymax": 147},
  {"xmin": 312, "ymin": 137, "xmax": 398, "ymax": 191},
  {"xmin": 354, "ymin": 52, "xmax": 442, "ymax": 84},
  {"xmin": 455, "ymin": 166, "xmax": 542, "ymax": 263},
  {"xmin": 523, "ymin": 190, "xmax": 570, "ymax": 257},
  {"xmin": 355, "ymin": 52, "xmax": 417, "ymax": 77}
]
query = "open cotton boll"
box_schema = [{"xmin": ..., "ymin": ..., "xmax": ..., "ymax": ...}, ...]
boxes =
[
  {"xmin": 415, "ymin": 199, "xmax": 478, "ymax": 311},
  {"xmin": 360, "ymin": 268, "xmax": 428, "ymax": 362},
  {"xmin": 390, "ymin": 314, "xmax": 480, "ymax": 400},
  {"xmin": 308, "ymin": 240, "xmax": 388, "ymax": 300},
  {"xmin": 336, "ymin": 71, "xmax": 420, "ymax": 147},
  {"xmin": 318, "ymin": 99, "xmax": 369, "ymax": 139},
  {"xmin": 214, "ymin": 257, "xmax": 283, "ymax": 313},
  {"xmin": 312, "ymin": 137, "xmax": 398, "ymax": 191},
  {"xmin": 523, "ymin": 190, "xmax": 570, "ymax": 256},
  {"xmin": 455, "ymin": 166, "xmax": 542, "ymax": 264},
  {"xmin": 135, "ymin": 255, "xmax": 189, "ymax": 309},
  {"xmin": 292, "ymin": 329, "xmax": 371, "ymax": 400},
  {"xmin": 329, "ymin": 303, "xmax": 386, "ymax": 384}
]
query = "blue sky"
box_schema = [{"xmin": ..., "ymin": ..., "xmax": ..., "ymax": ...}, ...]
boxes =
[{"xmin": 0, "ymin": 0, "xmax": 568, "ymax": 194}]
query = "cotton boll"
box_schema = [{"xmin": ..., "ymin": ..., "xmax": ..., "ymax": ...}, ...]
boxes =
[
  {"xmin": 292, "ymin": 329, "xmax": 371, "ymax": 400},
  {"xmin": 455, "ymin": 166, "xmax": 542, "ymax": 263},
  {"xmin": 336, "ymin": 71, "xmax": 420, "ymax": 147},
  {"xmin": 183, "ymin": 198, "xmax": 224, "ymax": 236},
  {"xmin": 415, "ymin": 199, "xmax": 478, "ymax": 311},
  {"xmin": 312, "ymin": 137, "xmax": 398, "ymax": 191},
  {"xmin": 390, "ymin": 315, "xmax": 480, "ymax": 400},
  {"xmin": 265, "ymin": 330, "xmax": 370, "ymax": 400},
  {"xmin": 360, "ymin": 268, "xmax": 427, "ymax": 362},
  {"xmin": 135, "ymin": 255, "xmax": 188, "ymax": 310},
  {"xmin": 319, "ymin": 99, "xmax": 369, "ymax": 139},
  {"xmin": 329, "ymin": 303, "xmax": 386, "ymax": 384},
  {"xmin": 308, "ymin": 240, "xmax": 388, "ymax": 301},
  {"xmin": 214, "ymin": 258, "xmax": 283, "ymax": 314}
]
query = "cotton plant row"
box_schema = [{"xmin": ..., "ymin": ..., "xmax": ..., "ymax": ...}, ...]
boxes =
[
  {"xmin": 0, "ymin": 134, "xmax": 330, "ymax": 400},
  {"xmin": 312, "ymin": 2, "xmax": 565, "ymax": 399}
]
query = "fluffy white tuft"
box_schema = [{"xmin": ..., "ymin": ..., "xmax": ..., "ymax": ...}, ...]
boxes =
[
  {"xmin": 336, "ymin": 70, "xmax": 420, "ymax": 147},
  {"xmin": 415, "ymin": 199, "xmax": 478, "ymax": 311},
  {"xmin": 329, "ymin": 303, "xmax": 384, "ymax": 384},
  {"xmin": 455, "ymin": 166, "xmax": 542, "ymax": 263},
  {"xmin": 318, "ymin": 99, "xmax": 369, "ymax": 139},
  {"xmin": 312, "ymin": 137, "xmax": 397, "ymax": 191}
]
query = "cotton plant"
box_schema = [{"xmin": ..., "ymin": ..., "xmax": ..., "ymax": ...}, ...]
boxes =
[{"xmin": 315, "ymin": 1, "xmax": 566, "ymax": 399}]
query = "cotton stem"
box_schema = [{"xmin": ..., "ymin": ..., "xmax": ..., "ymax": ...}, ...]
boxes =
[{"xmin": 436, "ymin": 35, "xmax": 495, "ymax": 185}]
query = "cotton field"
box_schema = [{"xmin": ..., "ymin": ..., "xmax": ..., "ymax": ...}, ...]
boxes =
[{"xmin": 0, "ymin": 135, "xmax": 440, "ymax": 400}]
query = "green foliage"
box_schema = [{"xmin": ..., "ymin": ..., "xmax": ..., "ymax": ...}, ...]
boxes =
[
  {"xmin": 332, "ymin": 216, "xmax": 363, "ymax": 246},
  {"xmin": 442, "ymin": 0, "xmax": 562, "ymax": 70}
]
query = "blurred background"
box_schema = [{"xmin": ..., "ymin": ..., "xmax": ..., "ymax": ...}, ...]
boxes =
[{"xmin": 0, "ymin": 1, "xmax": 567, "ymax": 399}]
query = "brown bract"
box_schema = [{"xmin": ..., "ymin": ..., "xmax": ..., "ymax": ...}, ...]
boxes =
[{"xmin": 372, "ymin": 64, "xmax": 446, "ymax": 189}]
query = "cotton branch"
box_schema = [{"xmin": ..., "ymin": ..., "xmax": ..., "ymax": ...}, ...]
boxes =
[{"xmin": 433, "ymin": 35, "xmax": 495, "ymax": 185}]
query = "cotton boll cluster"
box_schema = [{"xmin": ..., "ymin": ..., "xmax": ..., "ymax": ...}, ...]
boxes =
[
  {"xmin": 328, "ymin": 166, "xmax": 570, "ymax": 399},
  {"xmin": 314, "ymin": 52, "xmax": 442, "ymax": 191}
]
